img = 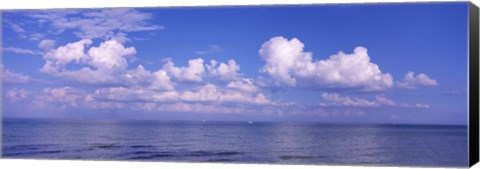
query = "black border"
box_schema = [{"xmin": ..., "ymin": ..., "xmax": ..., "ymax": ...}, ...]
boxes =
[{"xmin": 469, "ymin": 1, "xmax": 479, "ymax": 167}]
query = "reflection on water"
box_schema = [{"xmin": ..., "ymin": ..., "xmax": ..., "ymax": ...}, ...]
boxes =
[{"xmin": 1, "ymin": 119, "xmax": 468, "ymax": 167}]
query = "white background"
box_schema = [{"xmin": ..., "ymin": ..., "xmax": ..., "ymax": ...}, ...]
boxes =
[{"xmin": 1, "ymin": 0, "xmax": 479, "ymax": 169}]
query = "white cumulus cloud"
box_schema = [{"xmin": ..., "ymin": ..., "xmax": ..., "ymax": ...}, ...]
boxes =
[
  {"xmin": 397, "ymin": 71, "xmax": 438, "ymax": 89},
  {"xmin": 40, "ymin": 39, "xmax": 178, "ymax": 90},
  {"xmin": 38, "ymin": 39, "xmax": 56, "ymax": 50},
  {"xmin": 226, "ymin": 78, "xmax": 259, "ymax": 93},
  {"xmin": 123, "ymin": 65, "xmax": 174, "ymax": 91},
  {"xmin": 41, "ymin": 39, "xmax": 92, "ymax": 71},
  {"xmin": 162, "ymin": 58, "xmax": 205, "ymax": 82},
  {"xmin": 38, "ymin": 87, "xmax": 87, "ymax": 108},
  {"xmin": 150, "ymin": 69, "xmax": 175, "ymax": 90},
  {"xmin": 87, "ymin": 40, "xmax": 136, "ymax": 71},
  {"xmin": 259, "ymin": 36, "xmax": 393, "ymax": 91},
  {"xmin": 40, "ymin": 39, "xmax": 136, "ymax": 84},
  {"xmin": 206, "ymin": 59, "xmax": 241, "ymax": 81}
]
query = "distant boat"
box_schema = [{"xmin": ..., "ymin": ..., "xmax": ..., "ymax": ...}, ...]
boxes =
[
  {"xmin": 202, "ymin": 120, "xmax": 206, "ymax": 122},
  {"xmin": 248, "ymin": 121, "xmax": 253, "ymax": 124}
]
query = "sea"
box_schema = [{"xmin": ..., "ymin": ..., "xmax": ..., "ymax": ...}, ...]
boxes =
[{"xmin": 1, "ymin": 118, "xmax": 468, "ymax": 167}]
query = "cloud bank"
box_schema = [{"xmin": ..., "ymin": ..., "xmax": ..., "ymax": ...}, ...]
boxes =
[
  {"xmin": 4, "ymin": 34, "xmax": 438, "ymax": 117},
  {"xmin": 320, "ymin": 92, "xmax": 429, "ymax": 108}
]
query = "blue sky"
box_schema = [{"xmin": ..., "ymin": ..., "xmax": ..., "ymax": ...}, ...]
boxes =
[{"xmin": 1, "ymin": 2, "xmax": 469, "ymax": 125}]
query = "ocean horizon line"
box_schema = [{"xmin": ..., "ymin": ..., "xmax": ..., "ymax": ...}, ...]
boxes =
[{"xmin": 1, "ymin": 117, "xmax": 468, "ymax": 127}]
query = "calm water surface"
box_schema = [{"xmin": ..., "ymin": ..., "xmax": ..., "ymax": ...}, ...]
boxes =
[{"xmin": 1, "ymin": 118, "xmax": 468, "ymax": 167}]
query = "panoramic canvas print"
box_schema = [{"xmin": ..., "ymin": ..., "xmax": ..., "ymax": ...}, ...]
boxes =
[{"xmin": 1, "ymin": 2, "xmax": 473, "ymax": 167}]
